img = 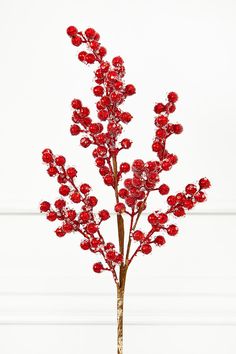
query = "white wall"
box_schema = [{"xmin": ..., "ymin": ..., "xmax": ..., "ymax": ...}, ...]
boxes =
[{"xmin": 0, "ymin": 0, "xmax": 236, "ymax": 353}]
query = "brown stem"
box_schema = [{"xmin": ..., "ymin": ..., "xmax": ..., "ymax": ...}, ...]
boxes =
[{"xmin": 117, "ymin": 285, "xmax": 125, "ymax": 354}]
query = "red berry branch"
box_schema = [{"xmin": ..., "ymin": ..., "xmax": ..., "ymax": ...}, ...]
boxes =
[{"xmin": 40, "ymin": 26, "xmax": 211, "ymax": 354}]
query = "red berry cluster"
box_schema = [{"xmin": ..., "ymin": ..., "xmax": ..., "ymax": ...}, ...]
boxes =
[
  {"xmin": 67, "ymin": 27, "xmax": 135, "ymax": 189},
  {"xmin": 41, "ymin": 25, "xmax": 211, "ymax": 282}
]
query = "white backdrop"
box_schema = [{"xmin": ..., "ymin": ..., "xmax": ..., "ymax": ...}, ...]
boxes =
[{"xmin": 0, "ymin": 0, "xmax": 236, "ymax": 353}]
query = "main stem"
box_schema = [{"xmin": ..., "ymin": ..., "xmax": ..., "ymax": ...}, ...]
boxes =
[{"xmin": 111, "ymin": 154, "xmax": 127, "ymax": 354}]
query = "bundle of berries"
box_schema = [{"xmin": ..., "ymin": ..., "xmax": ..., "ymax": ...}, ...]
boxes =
[
  {"xmin": 40, "ymin": 26, "xmax": 210, "ymax": 280},
  {"xmin": 40, "ymin": 25, "xmax": 211, "ymax": 354}
]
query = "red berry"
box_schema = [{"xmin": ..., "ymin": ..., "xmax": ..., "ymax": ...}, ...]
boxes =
[
  {"xmin": 155, "ymin": 115, "xmax": 169, "ymax": 127},
  {"xmin": 194, "ymin": 191, "xmax": 206, "ymax": 203},
  {"xmin": 141, "ymin": 244, "xmax": 152, "ymax": 255},
  {"xmin": 167, "ymin": 92, "xmax": 178, "ymax": 103},
  {"xmin": 156, "ymin": 128, "xmax": 166, "ymax": 139},
  {"xmin": 152, "ymin": 141, "xmax": 163, "ymax": 152},
  {"xmin": 154, "ymin": 236, "xmax": 166, "ymax": 246},
  {"xmin": 66, "ymin": 167, "xmax": 77, "ymax": 178},
  {"xmin": 173, "ymin": 124, "xmax": 183, "ymax": 134},
  {"xmin": 90, "ymin": 237, "xmax": 101, "ymax": 249},
  {"xmin": 67, "ymin": 26, "xmax": 78, "ymax": 37},
  {"xmin": 115, "ymin": 254, "xmax": 123, "ymax": 264},
  {"xmin": 70, "ymin": 124, "xmax": 81, "ymax": 135},
  {"xmin": 47, "ymin": 211, "xmax": 57, "ymax": 222},
  {"xmin": 167, "ymin": 224, "xmax": 178, "ymax": 236},
  {"xmin": 99, "ymin": 47, "xmax": 107, "ymax": 57},
  {"xmin": 120, "ymin": 162, "xmax": 130, "ymax": 173},
  {"xmin": 70, "ymin": 192, "xmax": 81, "ymax": 203},
  {"xmin": 40, "ymin": 201, "xmax": 50, "ymax": 212},
  {"xmin": 104, "ymin": 174, "xmax": 114, "ymax": 186},
  {"xmin": 159, "ymin": 184, "xmax": 170, "ymax": 195},
  {"xmin": 157, "ymin": 213, "xmax": 168, "ymax": 224},
  {"xmin": 54, "ymin": 199, "xmax": 66, "ymax": 209},
  {"xmin": 166, "ymin": 102, "xmax": 176, "ymax": 113},
  {"xmin": 55, "ymin": 227, "xmax": 65, "ymax": 237},
  {"xmin": 120, "ymin": 112, "xmax": 133, "ymax": 124},
  {"xmin": 80, "ymin": 183, "xmax": 91, "ymax": 194},
  {"xmin": 132, "ymin": 159, "xmax": 144, "ymax": 172},
  {"xmin": 63, "ymin": 223, "xmax": 73, "ymax": 233},
  {"xmin": 99, "ymin": 209, "xmax": 110, "ymax": 221},
  {"xmin": 67, "ymin": 209, "xmax": 77, "ymax": 220},
  {"xmin": 47, "ymin": 166, "xmax": 58, "ymax": 177},
  {"xmin": 80, "ymin": 137, "xmax": 92, "ymax": 148},
  {"xmin": 162, "ymin": 161, "xmax": 172, "ymax": 171},
  {"xmin": 112, "ymin": 56, "xmax": 124, "ymax": 66},
  {"xmin": 71, "ymin": 36, "xmax": 82, "ymax": 46},
  {"xmin": 125, "ymin": 196, "xmax": 136, "ymax": 207},
  {"xmin": 125, "ymin": 84, "xmax": 136, "ymax": 96},
  {"xmin": 85, "ymin": 27, "xmax": 96, "ymax": 39},
  {"xmin": 104, "ymin": 242, "xmax": 115, "ymax": 251},
  {"xmin": 199, "ymin": 178, "xmax": 211, "ymax": 189},
  {"xmin": 85, "ymin": 53, "xmax": 96, "ymax": 64},
  {"xmin": 79, "ymin": 211, "xmax": 90, "ymax": 223},
  {"xmin": 80, "ymin": 240, "xmax": 90, "ymax": 250},
  {"xmin": 174, "ymin": 207, "xmax": 185, "ymax": 217},
  {"xmin": 78, "ymin": 51, "xmax": 87, "ymax": 62},
  {"xmin": 154, "ymin": 103, "xmax": 165, "ymax": 114},
  {"xmin": 42, "ymin": 151, "xmax": 53, "ymax": 163},
  {"xmin": 55, "ymin": 155, "xmax": 66, "ymax": 166},
  {"xmin": 93, "ymin": 262, "xmax": 103, "ymax": 273},
  {"xmin": 98, "ymin": 109, "xmax": 109, "ymax": 121},
  {"xmin": 87, "ymin": 196, "xmax": 98, "ymax": 207},
  {"xmin": 93, "ymin": 85, "xmax": 104, "ymax": 97},
  {"xmin": 86, "ymin": 223, "xmax": 98, "ymax": 234},
  {"xmin": 115, "ymin": 202, "xmax": 126, "ymax": 213},
  {"xmin": 71, "ymin": 99, "xmax": 82, "ymax": 110},
  {"xmin": 118, "ymin": 188, "xmax": 129, "ymax": 199},
  {"xmin": 95, "ymin": 157, "xmax": 105, "ymax": 167},
  {"xmin": 185, "ymin": 184, "xmax": 197, "ymax": 195},
  {"xmin": 133, "ymin": 230, "xmax": 145, "ymax": 241},
  {"xmin": 148, "ymin": 213, "xmax": 158, "ymax": 225},
  {"xmin": 59, "ymin": 185, "xmax": 70, "ymax": 196},
  {"xmin": 167, "ymin": 195, "xmax": 177, "ymax": 206},
  {"xmin": 90, "ymin": 40, "xmax": 100, "ymax": 50},
  {"xmin": 106, "ymin": 250, "xmax": 116, "ymax": 261}
]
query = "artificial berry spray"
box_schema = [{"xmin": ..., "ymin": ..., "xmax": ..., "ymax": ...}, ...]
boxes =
[{"xmin": 40, "ymin": 26, "xmax": 211, "ymax": 354}]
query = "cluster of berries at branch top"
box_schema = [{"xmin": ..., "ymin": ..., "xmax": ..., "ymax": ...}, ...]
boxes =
[{"xmin": 40, "ymin": 25, "xmax": 211, "ymax": 280}]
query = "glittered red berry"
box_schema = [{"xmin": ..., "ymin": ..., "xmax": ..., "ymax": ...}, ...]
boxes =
[
  {"xmin": 104, "ymin": 242, "xmax": 115, "ymax": 251},
  {"xmin": 132, "ymin": 159, "xmax": 144, "ymax": 172},
  {"xmin": 120, "ymin": 162, "xmax": 130, "ymax": 173},
  {"xmin": 159, "ymin": 184, "xmax": 170, "ymax": 195},
  {"xmin": 71, "ymin": 99, "xmax": 82, "ymax": 110},
  {"xmin": 70, "ymin": 192, "xmax": 81, "ymax": 203},
  {"xmin": 118, "ymin": 188, "xmax": 129, "ymax": 199},
  {"xmin": 78, "ymin": 51, "xmax": 87, "ymax": 62},
  {"xmin": 63, "ymin": 223, "xmax": 73, "ymax": 233},
  {"xmin": 199, "ymin": 178, "xmax": 211, "ymax": 189},
  {"xmin": 80, "ymin": 183, "xmax": 91, "ymax": 194},
  {"xmin": 154, "ymin": 103, "xmax": 165, "ymax": 114},
  {"xmin": 55, "ymin": 155, "xmax": 66, "ymax": 166},
  {"xmin": 162, "ymin": 160, "xmax": 172, "ymax": 171},
  {"xmin": 115, "ymin": 203, "xmax": 126, "ymax": 213},
  {"xmin": 99, "ymin": 47, "xmax": 107, "ymax": 57},
  {"xmin": 79, "ymin": 211, "xmax": 90, "ymax": 223},
  {"xmin": 154, "ymin": 236, "xmax": 166, "ymax": 246},
  {"xmin": 155, "ymin": 115, "xmax": 168, "ymax": 127},
  {"xmin": 93, "ymin": 85, "xmax": 104, "ymax": 97},
  {"xmin": 99, "ymin": 209, "xmax": 110, "ymax": 221},
  {"xmin": 40, "ymin": 201, "xmax": 51, "ymax": 212},
  {"xmin": 125, "ymin": 196, "xmax": 136, "ymax": 207},
  {"xmin": 67, "ymin": 209, "xmax": 76, "ymax": 220},
  {"xmin": 157, "ymin": 213, "xmax": 168, "ymax": 224},
  {"xmin": 66, "ymin": 167, "xmax": 77, "ymax": 178},
  {"xmin": 167, "ymin": 195, "xmax": 176, "ymax": 206},
  {"xmin": 104, "ymin": 174, "xmax": 114, "ymax": 186},
  {"xmin": 47, "ymin": 211, "xmax": 57, "ymax": 222},
  {"xmin": 106, "ymin": 250, "xmax": 116, "ymax": 261},
  {"xmin": 141, "ymin": 244, "xmax": 152, "ymax": 255},
  {"xmin": 47, "ymin": 166, "xmax": 58, "ymax": 177},
  {"xmin": 85, "ymin": 27, "xmax": 96, "ymax": 39},
  {"xmin": 173, "ymin": 124, "xmax": 183, "ymax": 134},
  {"xmin": 194, "ymin": 191, "xmax": 206, "ymax": 203},
  {"xmin": 185, "ymin": 184, "xmax": 197, "ymax": 195},
  {"xmin": 85, "ymin": 53, "xmax": 96, "ymax": 64},
  {"xmin": 167, "ymin": 224, "xmax": 178, "ymax": 236},
  {"xmin": 167, "ymin": 92, "xmax": 178, "ymax": 103},
  {"xmin": 42, "ymin": 151, "xmax": 53, "ymax": 163},
  {"xmin": 98, "ymin": 109, "xmax": 109, "ymax": 121},
  {"xmin": 70, "ymin": 124, "xmax": 80, "ymax": 135},
  {"xmin": 90, "ymin": 40, "xmax": 100, "ymax": 50},
  {"xmin": 125, "ymin": 84, "xmax": 136, "ymax": 96},
  {"xmin": 120, "ymin": 112, "xmax": 132, "ymax": 124},
  {"xmin": 55, "ymin": 227, "xmax": 66, "ymax": 237},
  {"xmin": 152, "ymin": 141, "xmax": 163, "ymax": 152},
  {"xmin": 148, "ymin": 213, "xmax": 158, "ymax": 225},
  {"xmin": 133, "ymin": 230, "xmax": 145, "ymax": 241},
  {"xmin": 54, "ymin": 199, "xmax": 66, "ymax": 209},
  {"xmin": 90, "ymin": 237, "xmax": 101, "ymax": 249},
  {"xmin": 87, "ymin": 196, "xmax": 98, "ymax": 207},
  {"xmin": 80, "ymin": 240, "xmax": 90, "ymax": 250},
  {"xmin": 67, "ymin": 26, "xmax": 78, "ymax": 37},
  {"xmin": 86, "ymin": 223, "xmax": 98, "ymax": 234},
  {"xmin": 80, "ymin": 137, "xmax": 92, "ymax": 148},
  {"xmin": 112, "ymin": 56, "xmax": 124, "ymax": 67},
  {"xmin": 93, "ymin": 262, "xmax": 103, "ymax": 273},
  {"xmin": 72, "ymin": 36, "xmax": 82, "ymax": 46},
  {"xmin": 59, "ymin": 185, "xmax": 70, "ymax": 196}
]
